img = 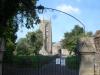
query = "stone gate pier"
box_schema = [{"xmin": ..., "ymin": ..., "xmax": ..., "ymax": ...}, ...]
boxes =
[
  {"xmin": 0, "ymin": 38, "xmax": 5, "ymax": 75},
  {"xmin": 78, "ymin": 37, "xmax": 96, "ymax": 75},
  {"xmin": 94, "ymin": 30, "xmax": 100, "ymax": 75}
]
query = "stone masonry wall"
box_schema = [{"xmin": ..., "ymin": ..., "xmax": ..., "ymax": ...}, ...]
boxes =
[
  {"xmin": 94, "ymin": 30, "xmax": 100, "ymax": 75},
  {"xmin": 79, "ymin": 37, "xmax": 96, "ymax": 75}
]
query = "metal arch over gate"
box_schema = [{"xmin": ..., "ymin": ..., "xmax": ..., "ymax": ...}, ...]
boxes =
[{"xmin": 2, "ymin": 5, "xmax": 99, "ymax": 75}]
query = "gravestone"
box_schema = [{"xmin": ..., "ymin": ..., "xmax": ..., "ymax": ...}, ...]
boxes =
[{"xmin": 78, "ymin": 37, "xmax": 96, "ymax": 75}]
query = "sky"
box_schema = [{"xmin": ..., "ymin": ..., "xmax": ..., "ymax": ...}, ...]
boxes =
[{"xmin": 17, "ymin": 0, "xmax": 100, "ymax": 42}]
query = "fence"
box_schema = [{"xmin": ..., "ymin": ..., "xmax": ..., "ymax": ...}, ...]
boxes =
[{"xmin": 2, "ymin": 55, "xmax": 80, "ymax": 75}]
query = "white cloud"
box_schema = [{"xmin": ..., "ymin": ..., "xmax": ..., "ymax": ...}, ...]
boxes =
[{"xmin": 56, "ymin": 4, "xmax": 80, "ymax": 14}]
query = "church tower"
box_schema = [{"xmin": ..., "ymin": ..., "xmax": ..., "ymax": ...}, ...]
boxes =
[{"xmin": 39, "ymin": 20, "xmax": 52, "ymax": 54}]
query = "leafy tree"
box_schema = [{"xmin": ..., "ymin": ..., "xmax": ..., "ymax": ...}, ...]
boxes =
[
  {"xmin": 27, "ymin": 30, "xmax": 43, "ymax": 55},
  {"xmin": 3, "ymin": 18, "xmax": 17, "ymax": 63},
  {"xmin": 86, "ymin": 32, "xmax": 93, "ymax": 37},
  {"xmin": 16, "ymin": 38, "xmax": 30, "ymax": 55},
  {"xmin": 0, "ymin": 0, "xmax": 39, "ymax": 63},
  {"xmin": 34, "ymin": 30, "xmax": 43, "ymax": 55},
  {"xmin": 16, "ymin": 30, "xmax": 43, "ymax": 55},
  {"xmin": 62, "ymin": 25, "xmax": 85, "ymax": 55},
  {"xmin": 0, "ymin": 0, "xmax": 39, "ymax": 36}
]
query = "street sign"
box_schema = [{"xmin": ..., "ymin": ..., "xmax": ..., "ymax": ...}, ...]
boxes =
[
  {"xmin": 56, "ymin": 58, "xmax": 60, "ymax": 64},
  {"xmin": 61, "ymin": 58, "xmax": 66, "ymax": 66},
  {"xmin": 56, "ymin": 58, "xmax": 66, "ymax": 66}
]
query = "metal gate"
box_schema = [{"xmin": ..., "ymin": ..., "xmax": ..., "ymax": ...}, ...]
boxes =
[{"xmin": 3, "ymin": 54, "xmax": 80, "ymax": 75}]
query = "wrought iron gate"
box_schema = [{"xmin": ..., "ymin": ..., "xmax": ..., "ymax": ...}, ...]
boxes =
[{"xmin": 3, "ymin": 54, "xmax": 80, "ymax": 75}]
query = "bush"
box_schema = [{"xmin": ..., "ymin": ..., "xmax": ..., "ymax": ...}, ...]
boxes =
[
  {"xmin": 13, "ymin": 56, "xmax": 32, "ymax": 67},
  {"xmin": 12, "ymin": 55, "xmax": 54, "ymax": 68},
  {"xmin": 66, "ymin": 55, "xmax": 81, "ymax": 70}
]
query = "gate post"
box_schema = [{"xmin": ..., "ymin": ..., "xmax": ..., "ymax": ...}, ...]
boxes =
[
  {"xmin": 94, "ymin": 30, "xmax": 100, "ymax": 75},
  {"xmin": 0, "ymin": 38, "xmax": 5, "ymax": 75},
  {"xmin": 78, "ymin": 37, "xmax": 96, "ymax": 75}
]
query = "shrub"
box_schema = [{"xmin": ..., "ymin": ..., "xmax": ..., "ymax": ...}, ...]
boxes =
[
  {"xmin": 12, "ymin": 55, "xmax": 55, "ymax": 68},
  {"xmin": 66, "ymin": 55, "xmax": 81, "ymax": 70}
]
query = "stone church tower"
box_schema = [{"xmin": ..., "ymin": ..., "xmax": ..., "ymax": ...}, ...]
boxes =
[{"xmin": 39, "ymin": 20, "xmax": 52, "ymax": 55}]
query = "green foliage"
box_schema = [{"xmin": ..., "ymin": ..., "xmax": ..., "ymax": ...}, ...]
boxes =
[
  {"xmin": 1, "ymin": 0, "xmax": 39, "ymax": 63},
  {"xmin": 62, "ymin": 25, "xmax": 93, "ymax": 54},
  {"xmin": 0, "ymin": 0, "xmax": 39, "ymax": 36},
  {"xmin": 26, "ymin": 30, "xmax": 43, "ymax": 55},
  {"xmin": 66, "ymin": 55, "xmax": 81, "ymax": 70},
  {"xmin": 16, "ymin": 38, "xmax": 30, "ymax": 55},
  {"xmin": 30, "ymin": 30, "xmax": 43, "ymax": 55},
  {"xmin": 86, "ymin": 32, "xmax": 93, "ymax": 37},
  {"xmin": 3, "ymin": 39, "xmax": 15, "ymax": 63},
  {"xmin": 16, "ymin": 30, "xmax": 43, "ymax": 55},
  {"xmin": 62, "ymin": 25, "xmax": 84, "ymax": 54},
  {"xmin": 13, "ymin": 55, "xmax": 54, "ymax": 68},
  {"xmin": 3, "ymin": 18, "xmax": 17, "ymax": 63}
]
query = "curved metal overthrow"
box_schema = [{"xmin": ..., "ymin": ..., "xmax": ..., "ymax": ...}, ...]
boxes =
[{"xmin": 36, "ymin": 5, "xmax": 85, "ymax": 35}]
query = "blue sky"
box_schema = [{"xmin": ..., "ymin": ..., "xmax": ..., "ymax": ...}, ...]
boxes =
[{"xmin": 17, "ymin": 0, "xmax": 100, "ymax": 42}]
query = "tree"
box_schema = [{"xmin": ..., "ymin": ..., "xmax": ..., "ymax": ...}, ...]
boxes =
[
  {"xmin": 26, "ymin": 30, "xmax": 43, "ymax": 55},
  {"xmin": 16, "ymin": 30, "xmax": 43, "ymax": 55},
  {"xmin": 2, "ymin": 18, "xmax": 18, "ymax": 63},
  {"xmin": 16, "ymin": 38, "xmax": 30, "ymax": 55},
  {"xmin": 86, "ymin": 32, "xmax": 93, "ymax": 37},
  {"xmin": 0, "ymin": 0, "xmax": 39, "ymax": 63},
  {"xmin": 0, "ymin": 0, "xmax": 39, "ymax": 46},
  {"xmin": 33, "ymin": 30, "xmax": 43, "ymax": 55},
  {"xmin": 62, "ymin": 25, "xmax": 85, "ymax": 55},
  {"xmin": 0, "ymin": 0, "xmax": 39, "ymax": 36}
]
